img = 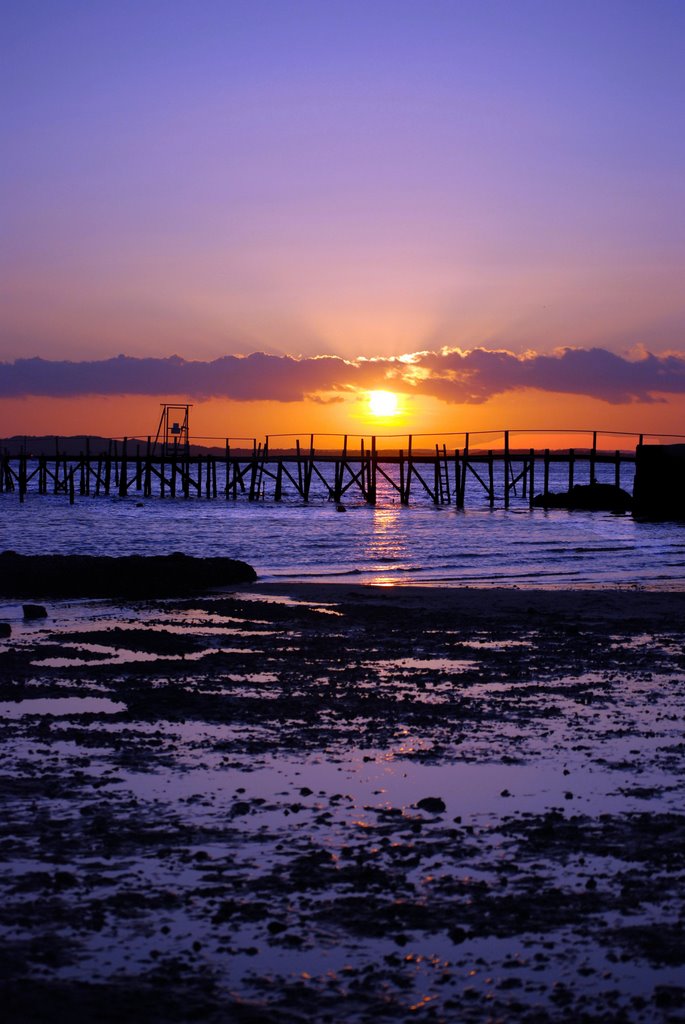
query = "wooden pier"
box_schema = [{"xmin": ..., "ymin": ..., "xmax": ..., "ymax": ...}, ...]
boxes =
[{"xmin": 0, "ymin": 429, "xmax": 666, "ymax": 509}]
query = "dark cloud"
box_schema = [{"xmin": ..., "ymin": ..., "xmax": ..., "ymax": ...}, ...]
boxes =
[
  {"xmin": 411, "ymin": 347, "xmax": 685, "ymax": 404},
  {"xmin": 1, "ymin": 347, "xmax": 684, "ymax": 405}
]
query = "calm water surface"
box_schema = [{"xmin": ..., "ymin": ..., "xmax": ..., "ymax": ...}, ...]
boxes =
[{"xmin": 2, "ymin": 467, "xmax": 684, "ymax": 589}]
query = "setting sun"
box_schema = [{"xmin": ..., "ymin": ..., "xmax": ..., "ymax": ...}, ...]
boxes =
[{"xmin": 368, "ymin": 390, "xmax": 399, "ymax": 417}]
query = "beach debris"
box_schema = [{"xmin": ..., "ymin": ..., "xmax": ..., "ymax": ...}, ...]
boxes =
[{"xmin": 416, "ymin": 796, "xmax": 446, "ymax": 814}]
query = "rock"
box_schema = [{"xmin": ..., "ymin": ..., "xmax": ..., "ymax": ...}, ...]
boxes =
[
  {"xmin": 416, "ymin": 796, "xmax": 446, "ymax": 814},
  {"xmin": 533, "ymin": 482, "xmax": 633, "ymax": 512},
  {"xmin": 0, "ymin": 622, "xmax": 11, "ymax": 638},
  {"xmin": 23, "ymin": 604, "xmax": 47, "ymax": 619},
  {"xmin": 0, "ymin": 551, "xmax": 257, "ymax": 598},
  {"xmin": 336, "ymin": 503, "xmax": 347, "ymax": 512}
]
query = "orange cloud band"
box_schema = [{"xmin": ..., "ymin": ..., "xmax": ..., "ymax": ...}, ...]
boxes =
[{"xmin": 1, "ymin": 347, "xmax": 684, "ymax": 405}]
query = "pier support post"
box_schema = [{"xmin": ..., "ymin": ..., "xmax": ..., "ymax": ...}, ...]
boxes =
[
  {"xmin": 119, "ymin": 439, "xmax": 128, "ymax": 497},
  {"xmin": 504, "ymin": 430, "xmax": 510, "ymax": 509},
  {"xmin": 368, "ymin": 436, "xmax": 377, "ymax": 504},
  {"xmin": 433, "ymin": 445, "xmax": 440, "ymax": 505},
  {"xmin": 405, "ymin": 435, "xmax": 413, "ymax": 504},
  {"xmin": 568, "ymin": 449, "xmax": 575, "ymax": 491},
  {"xmin": 460, "ymin": 433, "xmax": 469, "ymax": 508}
]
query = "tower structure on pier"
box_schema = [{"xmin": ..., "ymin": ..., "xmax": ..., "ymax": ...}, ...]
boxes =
[{"xmin": 154, "ymin": 404, "xmax": 192, "ymax": 456}]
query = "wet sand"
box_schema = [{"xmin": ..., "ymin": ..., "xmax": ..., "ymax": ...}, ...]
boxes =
[{"xmin": 1, "ymin": 582, "xmax": 684, "ymax": 1022}]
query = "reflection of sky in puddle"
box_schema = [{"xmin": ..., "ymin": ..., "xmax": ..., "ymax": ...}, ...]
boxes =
[
  {"xmin": 32, "ymin": 646, "xmax": 225, "ymax": 667},
  {"xmin": 609, "ymin": 632, "xmax": 684, "ymax": 655},
  {"xmin": 0, "ymin": 696, "xmax": 126, "ymax": 718},
  {"xmin": 4, "ymin": 655, "xmax": 685, "ymax": 1012},
  {"xmin": 85, "ymin": 719, "xmax": 685, "ymax": 825},
  {"xmin": 367, "ymin": 657, "xmax": 478, "ymax": 675},
  {"xmin": 462, "ymin": 638, "xmax": 532, "ymax": 650},
  {"xmin": 229, "ymin": 591, "xmax": 344, "ymax": 616},
  {"xmin": 3, "ymin": 589, "xmax": 685, "ymax": 1014}
]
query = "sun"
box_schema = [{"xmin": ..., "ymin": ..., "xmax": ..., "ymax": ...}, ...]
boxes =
[{"xmin": 368, "ymin": 390, "xmax": 399, "ymax": 417}]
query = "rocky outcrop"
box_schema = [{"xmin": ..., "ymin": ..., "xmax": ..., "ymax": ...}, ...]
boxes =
[
  {"xmin": 22, "ymin": 604, "xmax": 48, "ymax": 619},
  {"xmin": 0, "ymin": 551, "xmax": 257, "ymax": 598},
  {"xmin": 533, "ymin": 482, "xmax": 633, "ymax": 512}
]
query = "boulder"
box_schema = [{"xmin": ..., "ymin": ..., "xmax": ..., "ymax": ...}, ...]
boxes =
[
  {"xmin": 0, "ymin": 552, "xmax": 257, "ymax": 598},
  {"xmin": 23, "ymin": 604, "xmax": 48, "ymax": 619},
  {"xmin": 533, "ymin": 482, "xmax": 633, "ymax": 512}
]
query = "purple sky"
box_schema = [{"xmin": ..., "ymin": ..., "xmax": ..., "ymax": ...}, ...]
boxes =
[{"xmin": 2, "ymin": 1, "xmax": 685, "ymax": 403}]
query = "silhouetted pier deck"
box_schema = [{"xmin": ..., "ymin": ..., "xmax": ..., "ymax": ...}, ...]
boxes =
[{"xmin": 1, "ymin": 429, "xmax": 673, "ymax": 508}]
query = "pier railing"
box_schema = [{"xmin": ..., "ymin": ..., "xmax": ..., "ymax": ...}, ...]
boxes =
[{"xmin": 2, "ymin": 429, "xmax": 684, "ymax": 507}]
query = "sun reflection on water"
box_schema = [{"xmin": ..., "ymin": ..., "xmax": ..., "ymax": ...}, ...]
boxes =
[{"xmin": 364, "ymin": 506, "xmax": 411, "ymax": 584}]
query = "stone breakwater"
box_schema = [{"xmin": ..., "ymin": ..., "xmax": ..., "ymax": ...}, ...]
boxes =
[{"xmin": 0, "ymin": 551, "xmax": 256, "ymax": 598}]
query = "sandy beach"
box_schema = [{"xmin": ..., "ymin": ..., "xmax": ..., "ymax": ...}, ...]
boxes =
[{"xmin": 1, "ymin": 581, "xmax": 684, "ymax": 1022}]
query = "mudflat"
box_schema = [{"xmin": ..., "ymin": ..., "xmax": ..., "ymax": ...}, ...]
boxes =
[{"xmin": 1, "ymin": 582, "xmax": 684, "ymax": 1022}]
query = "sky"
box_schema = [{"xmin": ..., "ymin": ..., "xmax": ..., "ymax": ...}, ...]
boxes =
[{"xmin": 2, "ymin": 0, "xmax": 685, "ymax": 441}]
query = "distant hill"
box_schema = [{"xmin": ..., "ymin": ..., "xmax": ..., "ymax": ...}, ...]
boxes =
[{"xmin": 0, "ymin": 435, "xmax": 230, "ymax": 457}]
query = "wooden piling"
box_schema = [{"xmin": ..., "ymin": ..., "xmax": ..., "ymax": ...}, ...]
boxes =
[
  {"xmin": 182, "ymin": 444, "xmax": 190, "ymax": 498},
  {"xmin": 119, "ymin": 438, "xmax": 128, "ymax": 497},
  {"xmin": 19, "ymin": 451, "xmax": 26, "ymax": 503},
  {"xmin": 504, "ymin": 431, "xmax": 510, "ymax": 509},
  {"xmin": 433, "ymin": 445, "xmax": 441, "ymax": 505},
  {"xmin": 104, "ymin": 448, "xmax": 112, "ymax": 495},
  {"xmin": 460, "ymin": 433, "xmax": 469, "ymax": 508},
  {"xmin": 369, "ymin": 436, "xmax": 377, "ymax": 504}
]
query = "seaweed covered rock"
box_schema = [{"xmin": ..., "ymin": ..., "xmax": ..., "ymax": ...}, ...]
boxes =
[
  {"xmin": 533, "ymin": 483, "xmax": 633, "ymax": 512},
  {"xmin": 0, "ymin": 551, "xmax": 256, "ymax": 598}
]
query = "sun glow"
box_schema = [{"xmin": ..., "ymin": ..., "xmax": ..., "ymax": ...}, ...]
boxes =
[{"xmin": 368, "ymin": 390, "xmax": 399, "ymax": 417}]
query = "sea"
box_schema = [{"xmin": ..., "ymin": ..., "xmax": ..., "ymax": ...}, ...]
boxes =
[{"xmin": 1, "ymin": 457, "xmax": 684, "ymax": 589}]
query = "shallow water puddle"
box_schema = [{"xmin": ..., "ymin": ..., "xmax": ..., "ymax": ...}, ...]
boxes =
[
  {"xmin": 0, "ymin": 696, "xmax": 126, "ymax": 718},
  {"xmin": 229, "ymin": 591, "xmax": 344, "ymax": 616},
  {"xmin": 31, "ymin": 646, "xmax": 225, "ymax": 667},
  {"xmin": 2, "ymin": 590, "xmax": 685, "ymax": 1022},
  {"xmin": 368, "ymin": 657, "xmax": 479, "ymax": 675}
]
